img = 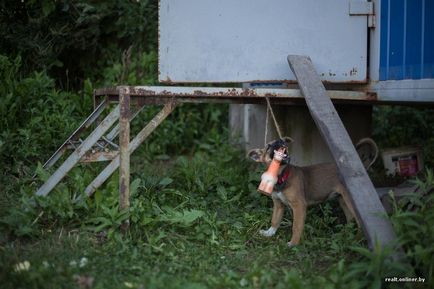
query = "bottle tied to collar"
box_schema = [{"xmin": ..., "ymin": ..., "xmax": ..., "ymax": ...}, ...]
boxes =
[{"xmin": 258, "ymin": 147, "xmax": 286, "ymax": 196}]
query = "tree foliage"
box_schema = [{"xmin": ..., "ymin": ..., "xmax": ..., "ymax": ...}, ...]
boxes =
[
  {"xmin": 0, "ymin": 0, "xmax": 158, "ymax": 89},
  {"xmin": 0, "ymin": 55, "xmax": 92, "ymax": 177}
]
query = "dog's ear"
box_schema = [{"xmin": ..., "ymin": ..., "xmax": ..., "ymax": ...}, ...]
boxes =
[
  {"xmin": 247, "ymin": 149, "xmax": 264, "ymax": 162},
  {"xmin": 282, "ymin": 136, "xmax": 294, "ymax": 144}
]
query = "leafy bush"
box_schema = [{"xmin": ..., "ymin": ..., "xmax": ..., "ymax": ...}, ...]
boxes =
[
  {"xmin": 0, "ymin": 55, "xmax": 92, "ymax": 178},
  {"xmin": 0, "ymin": 0, "xmax": 158, "ymax": 88}
]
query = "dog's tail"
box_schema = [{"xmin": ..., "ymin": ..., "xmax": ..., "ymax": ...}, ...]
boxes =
[{"xmin": 355, "ymin": 138, "xmax": 379, "ymax": 170}]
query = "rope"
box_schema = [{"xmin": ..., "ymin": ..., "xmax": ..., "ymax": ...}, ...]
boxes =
[
  {"xmin": 264, "ymin": 103, "xmax": 269, "ymax": 146},
  {"xmin": 265, "ymin": 97, "xmax": 283, "ymax": 139}
]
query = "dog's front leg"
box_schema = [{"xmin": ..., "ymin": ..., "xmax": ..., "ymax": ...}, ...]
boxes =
[
  {"xmin": 260, "ymin": 197, "xmax": 284, "ymax": 237},
  {"xmin": 288, "ymin": 200, "xmax": 306, "ymax": 247}
]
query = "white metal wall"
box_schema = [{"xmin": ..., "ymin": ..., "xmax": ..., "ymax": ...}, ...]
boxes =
[{"xmin": 159, "ymin": 0, "xmax": 368, "ymax": 83}]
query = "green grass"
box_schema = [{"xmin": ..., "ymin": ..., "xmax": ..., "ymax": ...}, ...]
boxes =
[
  {"xmin": 0, "ymin": 140, "xmax": 356, "ymax": 288},
  {"xmin": 2, "ymin": 139, "xmax": 432, "ymax": 288},
  {"xmin": 0, "ymin": 226, "xmax": 354, "ymax": 289}
]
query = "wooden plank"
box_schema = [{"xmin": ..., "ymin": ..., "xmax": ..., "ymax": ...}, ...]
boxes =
[{"xmin": 287, "ymin": 55, "xmax": 397, "ymax": 250}]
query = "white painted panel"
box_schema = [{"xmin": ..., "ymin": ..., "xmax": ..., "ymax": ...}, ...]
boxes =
[{"xmin": 159, "ymin": 0, "xmax": 367, "ymax": 83}]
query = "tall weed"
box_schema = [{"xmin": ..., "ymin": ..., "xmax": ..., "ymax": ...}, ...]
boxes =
[{"xmin": 389, "ymin": 171, "xmax": 434, "ymax": 286}]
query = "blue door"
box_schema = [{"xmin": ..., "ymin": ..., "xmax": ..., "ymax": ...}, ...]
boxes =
[{"xmin": 380, "ymin": 0, "xmax": 434, "ymax": 80}]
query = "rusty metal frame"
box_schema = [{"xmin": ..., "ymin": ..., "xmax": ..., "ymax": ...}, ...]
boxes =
[
  {"xmin": 37, "ymin": 85, "xmax": 379, "ymax": 206},
  {"xmin": 94, "ymin": 85, "xmax": 379, "ymax": 106},
  {"xmin": 119, "ymin": 87, "xmax": 131, "ymax": 230},
  {"xmin": 37, "ymin": 83, "xmax": 431, "ymax": 234},
  {"xmin": 94, "ymin": 85, "xmax": 434, "ymax": 107}
]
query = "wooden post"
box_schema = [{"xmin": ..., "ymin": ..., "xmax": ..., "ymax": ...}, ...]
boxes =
[
  {"xmin": 287, "ymin": 55, "xmax": 398, "ymax": 251},
  {"xmin": 119, "ymin": 86, "xmax": 130, "ymax": 231}
]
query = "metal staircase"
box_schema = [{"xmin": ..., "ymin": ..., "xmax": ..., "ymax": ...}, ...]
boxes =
[{"xmin": 34, "ymin": 94, "xmax": 176, "ymax": 197}]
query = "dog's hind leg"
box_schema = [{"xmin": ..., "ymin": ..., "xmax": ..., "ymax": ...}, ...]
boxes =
[
  {"xmin": 338, "ymin": 188, "xmax": 360, "ymax": 227},
  {"xmin": 338, "ymin": 196, "xmax": 355, "ymax": 223},
  {"xmin": 259, "ymin": 197, "xmax": 284, "ymax": 237}
]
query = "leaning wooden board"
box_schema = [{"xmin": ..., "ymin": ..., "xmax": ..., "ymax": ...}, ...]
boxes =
[{"xmin": 287, "ymin": 55, "xmax": 397, "ymax": 250}]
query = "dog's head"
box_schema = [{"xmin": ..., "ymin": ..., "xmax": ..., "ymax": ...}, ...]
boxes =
[{"xmin": 247, "ymin": 137, "xmax": 293, "ymax": 165}]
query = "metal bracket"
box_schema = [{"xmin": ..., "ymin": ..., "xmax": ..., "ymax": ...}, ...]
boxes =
[
  {"xmin": 80, "ymin": 151, "xmax": 119, "ymax": 163},
  {"xmin": 349, "ymin": 1, "xmax": 375, "ymax": 28}
]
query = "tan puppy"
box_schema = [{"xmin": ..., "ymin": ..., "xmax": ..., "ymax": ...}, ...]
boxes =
[{"xmin": 248, "ymin": 137, "xmax": 377, "ymax": 247}]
